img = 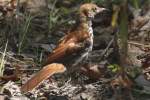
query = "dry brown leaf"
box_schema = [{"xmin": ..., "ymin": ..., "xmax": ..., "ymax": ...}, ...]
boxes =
[
  {"xmin": 21, "ymin": 63, "xmax": 66, "ymax": 93},
  {"xmin": 110, "ymin": 73, "xmax": 133, "ymax": 100},
  {"xmin": 0, "ymin": 64, "xmax": 22, "ymax": 81},
  {"xmin": 111, "ymin": 73, "xmax": 133, "ymax": 90},
  {"xmin": 138, "ymin": 53, "xmax": 150, "ymax": 81},
  {"xmin": 80, "ymin": 63, "xmax": 106, "ymax": 80}
]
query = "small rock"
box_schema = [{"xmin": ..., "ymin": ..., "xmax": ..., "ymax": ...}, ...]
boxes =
[
  {"xmin": 135, "ymin": 75, "xmax": 150, "ymax": 87},
  {"xmin": 10, "ymin": 96, "xmax": 30, "ymax": 100},
  {"xmin": 80, "ymin": 93, "xmax": 88, "ymax": 100}
]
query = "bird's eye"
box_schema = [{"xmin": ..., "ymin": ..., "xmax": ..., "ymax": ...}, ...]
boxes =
[{"xmin": 92, "ymin": 8, "xmax": 97, "ymax": 12}]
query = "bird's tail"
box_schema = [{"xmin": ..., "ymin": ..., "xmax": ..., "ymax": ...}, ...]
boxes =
[{"xmin": 21, "ymin": 63, "xmax": 66, "ymax": 93}]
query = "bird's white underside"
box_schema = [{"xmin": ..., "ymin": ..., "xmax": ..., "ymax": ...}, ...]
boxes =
[{"xmin": 72, "ymin": 24, "xmax": 93, "ymax": 67}]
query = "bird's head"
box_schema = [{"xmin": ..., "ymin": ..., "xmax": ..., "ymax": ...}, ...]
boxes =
[{"xmin": 79, "ymin": 3, "xmax": 106, "ymax": 20}]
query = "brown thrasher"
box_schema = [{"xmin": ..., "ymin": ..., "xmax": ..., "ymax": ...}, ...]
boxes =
[
  {"xmin": 21, "ymin": 3, "xmax": 106, "ymax": 93},
  {"xmin": 44, "ymin": 3, "xmax": 106, "ymax": 67}
]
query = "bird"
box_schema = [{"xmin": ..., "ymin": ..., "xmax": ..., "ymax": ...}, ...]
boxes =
[
  {"xmin": 21, "ymin": 3, "xmax": 106, "ymax": 93},
  {"xmin": 44, "ymin": 3, "xmax": 106, "ymax": 68}
]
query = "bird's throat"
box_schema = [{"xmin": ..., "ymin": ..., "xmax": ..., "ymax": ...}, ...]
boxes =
[
  {"xmin": 79, "ymin": 16, "xmax": 93, "ymax": 35},
  {"xmin": 78, "ymin": 16, "xmax": 94, "ymax": 55}
]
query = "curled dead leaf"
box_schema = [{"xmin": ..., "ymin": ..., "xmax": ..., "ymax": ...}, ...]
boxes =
[
  {"xmin": 0, "ymin": 64, "xmax": 22, "ymax": 81},
  {"xmin": 80, "ymin": 63, "xmax": 106, "ymax": 80},
  {"xmin": 137, "ymin": 53, "xmax": 150, "ymax": 81},
  {"xmin": 111, "ymin": 73, "xmax": 133, "ymax": 90}
]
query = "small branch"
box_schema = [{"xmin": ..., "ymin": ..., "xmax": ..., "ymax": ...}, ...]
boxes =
[
  {"xmin": 128, "ymin": 41, "xmax": 150, "ymax": 48},
  {"xmin": 0, "ymin": 51, "xmax": 26, "ymax": 64},
  {"xmin": 99, "ymin": 36, "xmax": 115, "ymax": 61}
]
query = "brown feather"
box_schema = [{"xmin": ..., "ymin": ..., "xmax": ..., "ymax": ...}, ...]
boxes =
[
  {"xmin": 21, "ymin": 3, "xmax": 106, "ymax": 93},
  {"xmin": 44, "ymin": 30, "xmax": 90, "ymax": 65},
  {"xmin": 21, "ymin": 63, "xmax": 66, "ymax": 93}
]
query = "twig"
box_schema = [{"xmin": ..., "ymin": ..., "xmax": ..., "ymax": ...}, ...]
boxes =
[
  {"xmin": 128, "ymin": 41, "xmax": 150, "ymax": 48},
  {"xmin": 5, "ymin": 67, "xmax": 40, "ymax": 71},
  {"xmin": 15, "ymin": 0, "xmax": 20, "ymax": 16},
  {"xmin": 99, "ymin": 36, "xmax": 115, "ymax": 61},
  {"xmin": 133, "ymin": 88, "xmax": 150, "ymax": 95},
  {"xmin": 0, "ymin": 40, "xmax": 8, "ymax": 76},
  {"xmin": 0, "ymin": 51, "xmax": 26, "ymax": 64}
]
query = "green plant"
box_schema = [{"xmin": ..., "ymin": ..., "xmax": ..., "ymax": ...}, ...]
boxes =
[
  {"xmin": 48, "ymin": 9, "xmax": 61, "ymax": 31},
  {"xmin": 48, "ymin": 0, "xmax": 63, "ymax": 33},
  {"xmin": 18, "ymin": 14, "xmax": 32, "ymax": 54},
  {"xmin": 0, "ymin": 40, "xmax": 8, "ymax": 76},
  {"xmin": 130, "ymin": 0, "xmax": 140, "ymax": 9},
  {"xmin": 108, "ymin": 64, "xmax": 121, "ymax": 73}
]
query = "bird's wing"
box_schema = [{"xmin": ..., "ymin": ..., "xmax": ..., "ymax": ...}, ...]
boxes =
[
  {"xmin": 44, "ymin": 39, "xmax": 83, "ymax": 65},
  {"xmin": 44, "ymin": 29, "xmax": 91, "ymax": 65}
]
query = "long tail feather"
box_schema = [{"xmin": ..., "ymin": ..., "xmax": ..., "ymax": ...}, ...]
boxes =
[{"xmin": 21, "ymin": 63, "xmax": 66, "ymax": 93}]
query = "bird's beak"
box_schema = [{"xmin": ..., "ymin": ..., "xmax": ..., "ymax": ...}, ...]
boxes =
[{"xmin": 97, "ymin": 7, "xmax": 107, "ymax": 13}]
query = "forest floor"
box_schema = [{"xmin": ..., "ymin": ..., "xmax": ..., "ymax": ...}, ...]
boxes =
[{"xmin": 0, "ymin": 0, "xmax": 150, "ymax": 100}]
